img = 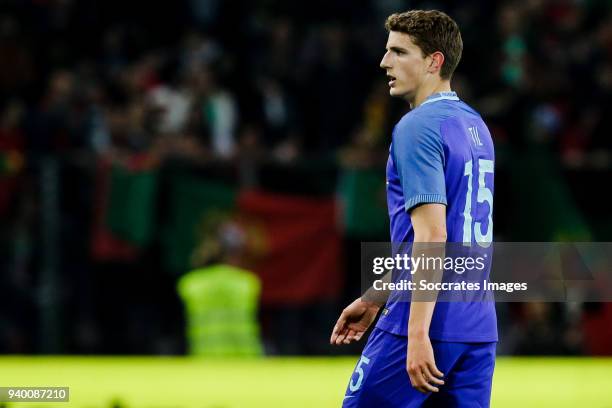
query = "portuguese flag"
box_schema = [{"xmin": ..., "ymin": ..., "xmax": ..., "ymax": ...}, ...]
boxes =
[
  {"xmin": 162, "ymin": 178, "xmax": 342, "ymax": 305},
  {"xmin": 237, "ymin": 190, "xmax": 342, "ymax": 305},
  {"xmin": 91, "ymin": 155, "xmax": 159, "ymax": 261}
]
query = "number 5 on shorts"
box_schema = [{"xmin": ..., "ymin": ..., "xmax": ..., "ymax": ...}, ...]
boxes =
[{"xmin": 349, "ymin": 356, "xmax": 371, "ymax": 392}]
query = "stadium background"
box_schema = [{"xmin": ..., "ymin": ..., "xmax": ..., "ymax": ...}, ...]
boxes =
[{"xmin": 0, "ymin": 0, "xmax": 611, "ymax": 406}]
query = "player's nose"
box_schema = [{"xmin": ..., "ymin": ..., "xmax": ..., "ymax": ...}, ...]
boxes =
[{"xmin": 380, "ymin": 52, "xmax": 391, "ymax": 69}]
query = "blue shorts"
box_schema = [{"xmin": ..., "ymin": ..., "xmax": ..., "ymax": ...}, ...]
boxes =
[{"xmin": 342, "ymin": 328, "xmax": 496, "ymax": 408}]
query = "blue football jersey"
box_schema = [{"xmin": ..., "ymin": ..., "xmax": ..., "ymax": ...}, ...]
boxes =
[{"xmin": 375, "ymin": 91, "xmax": 498, "ymax": 342}]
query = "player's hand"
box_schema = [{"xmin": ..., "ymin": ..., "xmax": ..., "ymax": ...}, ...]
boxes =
[
  {"xmin": 330, "ymin": 298, "xmax": 380, "ymax": 345},
  {"xmin": 406, "ymin": 334, "xmax": 445, "ymax": 393}
]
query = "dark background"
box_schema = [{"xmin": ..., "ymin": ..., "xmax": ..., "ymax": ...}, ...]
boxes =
[{"xmin": 0, "ymin": 0, "xmax": 611, "ymax": 356}]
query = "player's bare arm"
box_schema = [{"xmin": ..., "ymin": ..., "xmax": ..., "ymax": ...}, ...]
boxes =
[{"xmin": 406, "ymin": 203, "xmax": 446, "ymax": 393}]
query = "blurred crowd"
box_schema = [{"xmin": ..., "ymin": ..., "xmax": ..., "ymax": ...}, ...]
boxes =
[
  {"xmin": 2, "ymin": 0, "xmax": 612, "ymax": 165},
  {"xmin": 1, "ymin": 0, "xmax": 611, "ymax": 355}
]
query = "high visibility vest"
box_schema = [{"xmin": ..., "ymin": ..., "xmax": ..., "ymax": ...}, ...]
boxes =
[{"xmin": 178, "ymin": 264, "xmax": 263, "ymax": 356}]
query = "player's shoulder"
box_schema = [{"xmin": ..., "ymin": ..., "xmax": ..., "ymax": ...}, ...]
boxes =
[
  {"xmin": 394, "ymin": 106, "xmax": 443, "ymax": 144},
  {"xmin": 396, "ymin": 104, "xmax": 440, "ymax": 130}
]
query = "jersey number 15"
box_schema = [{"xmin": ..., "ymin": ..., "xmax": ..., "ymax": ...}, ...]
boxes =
[{"xmin": 462, "ymin": 159, "xmax": 493, "ymax": 246}]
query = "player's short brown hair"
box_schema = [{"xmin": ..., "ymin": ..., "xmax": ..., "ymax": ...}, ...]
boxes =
[{"xmin": 385, "ymin": 10, "xmax": 463, "ymax": 80}]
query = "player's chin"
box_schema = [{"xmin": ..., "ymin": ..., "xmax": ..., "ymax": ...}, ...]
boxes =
[{"xmin": 388, "ymin": 86, "xmax": 405, "ymax": 98}]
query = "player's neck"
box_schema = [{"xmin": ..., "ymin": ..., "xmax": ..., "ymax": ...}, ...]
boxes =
[{"xmin": 410, "ymin": 80, "xmax": 452, "ymax": 108}]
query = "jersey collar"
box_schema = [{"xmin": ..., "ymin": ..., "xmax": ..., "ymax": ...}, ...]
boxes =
[{"xmin": 420, "ymin": 91, "xmax": 459, "ymax": 106}]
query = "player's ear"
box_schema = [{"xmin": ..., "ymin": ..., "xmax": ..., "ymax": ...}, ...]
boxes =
[{"xmin": 429, "ymin": 51, "xmax": 445, "ymax": 74}]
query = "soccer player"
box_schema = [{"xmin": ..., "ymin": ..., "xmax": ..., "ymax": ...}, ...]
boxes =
[{"xmin": 331, "ymin": 10, "xmax": 497, "ymax": 407}]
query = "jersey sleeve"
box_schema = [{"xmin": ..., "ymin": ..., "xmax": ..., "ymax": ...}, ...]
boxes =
[{"xmin": 391, "ymin": 114, "xmax": 447, "ymax": 212}]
